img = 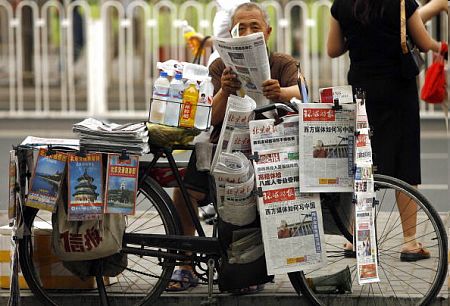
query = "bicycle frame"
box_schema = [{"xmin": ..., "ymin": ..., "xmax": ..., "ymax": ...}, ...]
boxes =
[{"xmin": 131, "ymin": 144, "xmax": 227, "ymax": 263}]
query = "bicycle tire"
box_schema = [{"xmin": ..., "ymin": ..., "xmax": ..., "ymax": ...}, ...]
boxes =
[
  {"xmin": 19, "ymin": 175, "xmax": 182, "ymax": 306},
  {"xmin": 288, "ymin": 174, "xmax": 448, "ymax": 306}
]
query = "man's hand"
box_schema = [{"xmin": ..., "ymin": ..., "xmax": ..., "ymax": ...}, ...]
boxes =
[
  {"xmin": 262, "ymin": 79, "xmax": 284, "ymax": 101},
  {"xmin": 221, "ymin": 67, "xmax": 241, "ymax": 95}
]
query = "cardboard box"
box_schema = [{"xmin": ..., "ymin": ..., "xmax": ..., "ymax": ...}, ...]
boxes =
[{"xmin": 0, "ymin": 222, "xmax": 104, "ymax": 289}]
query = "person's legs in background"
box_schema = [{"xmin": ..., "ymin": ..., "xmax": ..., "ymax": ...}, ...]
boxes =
[{"xmin": 166, "ymin": 187, "xmax": 206, "ymax": 291}]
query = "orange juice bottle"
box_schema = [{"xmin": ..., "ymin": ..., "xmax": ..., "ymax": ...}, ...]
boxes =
[{"xmin": 179, "ymin": 81, "xmax": 199, "ymax": 128}]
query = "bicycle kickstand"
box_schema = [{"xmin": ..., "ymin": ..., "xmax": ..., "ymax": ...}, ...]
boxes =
[{"xmin": 200, "ymin": 258, "xmax": 218, "ymax": 306}]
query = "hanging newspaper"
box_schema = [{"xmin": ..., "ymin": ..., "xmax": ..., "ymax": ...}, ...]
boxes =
[
  {"xmin": 319, "ymin": 85, "xmax": 353, "ymax": 104},
  {"xmin": 212, "ymin": 94, "xmax": 256, "ymax": 168},
  {"xmin": 213, "ymin": 32, "xmax": 270, "ymax": 106},
  {"xmin": 354, "ymin": 97, "xmax": 380, "ymax": 284},
  {"xmin": 8, "ymin": 151, "xmax": 17, "ymax": 226},
  {"xmin": 249, "ymin": 116, "xmax": 326, "ymax": 275},
  {"xmin": 26, "ymin": 149, "xmax": 68, "ymax": 212},
  {"xmin": 67, "ymin": 153, "xmax": 104, "ymax": 221},
  {"xmin": 298, "ymin": 103, "xmax": 355, "ymax": 192}
]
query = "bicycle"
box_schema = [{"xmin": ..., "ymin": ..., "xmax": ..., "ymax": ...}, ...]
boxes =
[{"xmin": 15, "ymin": 114, "xmax": 448, "ymax": 306}]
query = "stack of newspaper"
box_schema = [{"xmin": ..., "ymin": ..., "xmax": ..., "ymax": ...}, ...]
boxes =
[{"xmin": 73, "ymin": 118, "xmax": 149, "ymax": 155}]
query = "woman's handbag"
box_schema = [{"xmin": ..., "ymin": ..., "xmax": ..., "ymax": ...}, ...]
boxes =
[
  {"xmin": 400, "ymin": 0, "xmax": 424, "ymax": 79},
  {"xmin": 421, "ymin": 54, "xmax": 446, "ymax": 104}
]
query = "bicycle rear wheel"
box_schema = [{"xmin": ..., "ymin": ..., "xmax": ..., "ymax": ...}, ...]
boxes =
[
  {"xmin": 19, "ymin": 175, "xmax": 181, "ymax": 306},
  {"xmin": 289, "ymin": 174, "xmax": 448, "ymax": 306}
]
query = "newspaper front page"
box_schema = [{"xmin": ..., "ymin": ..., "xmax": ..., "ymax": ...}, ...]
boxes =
[
  {"xmin": 354, "ymin": 99, "xmax": 380, "ymax": 284},
  {"xmin": 249, "ymin": 116, "xmax": 326, "ymax": 275},
  {"xmin": 298, "ymin": 103, "xmax": 355, "ymax": 192},
  {"xmin": 213, "ymin": 32, "xmax": 270, "ymax": 106}
]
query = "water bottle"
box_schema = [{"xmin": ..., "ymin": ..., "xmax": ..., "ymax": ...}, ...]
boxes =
[
  {"xmin": 150, "ymin": 71, "xmax": 170, "ymax": 124},
  {"xmin": 179, "ymin": 80, "xmax": 199, "ymax": 128},
  {"xmin": 165, "ymin": 73, "xmax": 184, "ymax": 126},
  {"xmin": 195, "ymin": 77, "xmax": 214, "ymax": 130}
]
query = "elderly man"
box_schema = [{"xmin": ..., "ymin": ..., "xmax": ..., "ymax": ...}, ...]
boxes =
[{"xmin": 167, "ymin": 2, "xmax": 303, "ymax": 292}]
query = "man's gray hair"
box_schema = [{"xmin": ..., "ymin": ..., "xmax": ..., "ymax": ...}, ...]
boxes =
[{"xmin": 231, "ymin": 2, "xmax": 271, "ymax": 27}]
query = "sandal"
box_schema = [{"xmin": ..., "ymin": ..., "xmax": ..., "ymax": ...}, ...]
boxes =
[
  {"xmin": 400, "ymin": 243, "xmax": 431, "ymax": 262},
  {"xmin": 166, "ymin": 269, "xmax": 199, "ymax": 292},
  {"xmin": 230, "ymin": 284, "xmax": 265, "ymax": 295}
]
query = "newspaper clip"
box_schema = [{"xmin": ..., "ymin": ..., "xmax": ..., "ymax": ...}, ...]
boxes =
[
  {"xmin": 248, "ymin": 151, "xmax": 260, "ymax": 162},
  {"xmin": 46, "ymin": 145, "xmax": 57, "ymax": 156},
  {"xmin": 354, "ymin": 88, "xmax": 366, "ymax": 105},
  {"xmin": 254, "ymin": 187, "xmax": 263, "ymax": 198},
  {"xmin": 332, "ymin": 98, "xmax": 342, "ymax": 111},
  {"xmin": 273, "ymin": 112, "xmax": 284, "ymax": 126},
  {"xmin": 76, "ymin": 147, "xmax": 87, "ymax": 158},
  {"xmin": 119, "ymin": 149, "xmax": 130, "ymax": 160},
  {"xmin": 231, "ymin": 22, "xmax": 240, "ymax": 38}
]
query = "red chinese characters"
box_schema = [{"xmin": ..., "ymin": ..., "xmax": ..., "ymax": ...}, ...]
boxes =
[
  {"xmin": 262, "ymin": 187, "xmax": 296, "ymax": 204},
  {"xmin": 303, "ymin": 108, "xmax": 335, "ymax": 122},
  {"xmin": 60, "ymin": 226, "xmax": 103, "ymax": 253}
]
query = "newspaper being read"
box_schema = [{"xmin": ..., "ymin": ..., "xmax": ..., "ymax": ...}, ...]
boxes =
[
  {"xmin": 249, "ymin": 116, "xmax": 326, "ymax": 275},
  {"xmin": 298, "ymin": 103, "xmax": 355, "ymax": 192},
  {"xmin": 354, "ymin": 97, "xmax": 379, "ymax": 284},
  {"xmin": 213, "ymin": 32, "xmax": 270, "ymax": 106}
]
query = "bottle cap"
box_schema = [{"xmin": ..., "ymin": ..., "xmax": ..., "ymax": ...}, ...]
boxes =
[
  {"xmin": 160, "ymin": 71, "xmax": 168, "ymax": 77},
  {"xmin": 175, "ymin": 73, "xmax": 183, "ymax": 80}
]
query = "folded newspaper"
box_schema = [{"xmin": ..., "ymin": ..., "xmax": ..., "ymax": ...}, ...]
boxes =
[
  {"xmin": 212, "ymin": 94, "xmax": 256, "ymax": 167},
  {"xmin": 73, "ymin": 118, "xmax": 149, "ymax": 154},
  {"xmin": 213, "ymin": 151, "xmax": 256, "ymax": 226}
]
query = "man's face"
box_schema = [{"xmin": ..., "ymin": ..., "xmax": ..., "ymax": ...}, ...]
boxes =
[{"xmin": 231, "ymin": 8, "xmax": 272, "ymax": 41}]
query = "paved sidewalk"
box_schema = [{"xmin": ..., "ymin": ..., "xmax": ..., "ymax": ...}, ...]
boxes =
[{"xmin": 0, "ymin": 212, "xmax": 448, "ymax": 306}]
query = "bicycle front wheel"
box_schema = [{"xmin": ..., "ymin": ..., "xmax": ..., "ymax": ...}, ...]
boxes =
[
  {"xmin": 289, "ymin": 174, "xmax": 448, "ymax": 306},
  {"xmin": 19, "ymin": 175, "xmax": 181, "ymax": 306}
]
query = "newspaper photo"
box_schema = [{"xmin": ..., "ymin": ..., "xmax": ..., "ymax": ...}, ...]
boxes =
[
  {"xmin": 354, "ymin": 97, "xmax": 379, "ymax": 284},
  {"xmin": 249, "ymin": 117, "xmax": 326, "ymax": 275},
  {"xmin": 298, "ymin": 103, "xmax": 355, "ymax": 192},
  {"xmin": 213, "ymin": 32, "xmax": 270, "ymax": 106}
]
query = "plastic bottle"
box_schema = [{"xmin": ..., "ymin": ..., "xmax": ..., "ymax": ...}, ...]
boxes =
[
  {"xmin": 150, "ymin": 71, "xmax": 170, "ymax": 124},
  {"xmin": 179, "ymin": 80, "xmax": 199, "ymax": 128},
  {"xmin": 183, "ymin": 23, "xmax": 200, "ymax": 55},
  {"xmin": 164, "ymin": 73, "xmax": 184, "ymax": 126},
  {"xmin": 195, "ymin": 77, "xmax": 214, "ymax": 130}
]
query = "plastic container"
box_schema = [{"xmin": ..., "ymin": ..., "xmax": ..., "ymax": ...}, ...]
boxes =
[
  {"xmin": 150, "ymin": 71, "xmax": 170, "ymax": 124},
  {"xmin": 195, "ymin": 76, "xmax": 214, "ymax": 130},
  {"xmin": 165, "ymin": 73, "xmax": 184, "ymax": 126},
  {"xmin": 179, "ymin": 81, "xmax": 199, "ymax": 128}
]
